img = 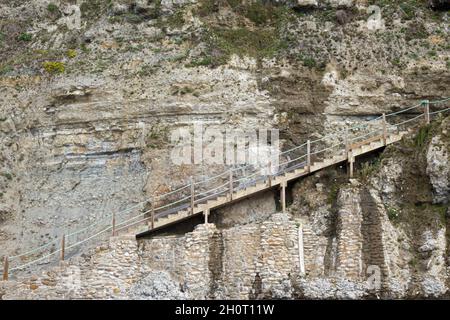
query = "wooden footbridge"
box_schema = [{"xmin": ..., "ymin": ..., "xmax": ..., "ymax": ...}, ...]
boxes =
[{"xmin": 2, "ymin": 98, "xmax": 449, "ymax": 280}]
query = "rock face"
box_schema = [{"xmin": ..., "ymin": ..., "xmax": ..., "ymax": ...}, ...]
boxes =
[
  {"xmin": 0, "ymin": 0, "xmax": 449, "ymax": 300},
  {"xmin": 1, "ymin": 118, "xmax": 449, "ymax": 300},
  {"xmin": 426, "ymin": 121, "xmax": 450, "ymax": 204},
  {"xmin": 128, "ymin": 271, "xmax": 187, "ymax": 300}
]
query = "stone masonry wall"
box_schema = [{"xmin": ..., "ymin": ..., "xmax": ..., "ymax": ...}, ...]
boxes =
[
  {"xmin": 2, "ymin": 236, "xmax": 146, "ymax": 299},
  {"xmin": 335, "ymin": 184, "xmax": 364, "ymax": 279}
]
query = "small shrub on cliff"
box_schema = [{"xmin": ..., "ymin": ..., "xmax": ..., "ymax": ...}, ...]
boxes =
[
  {"xmin": 1, "ymin": 172, "xmax": 13, "ymax": 180},
  {"xmin": 0, "ymin": 65, "xmax": 13, "ymax": 75},
  {"xmin": 18, "ymin": 33, "xmax": 32, "ymax": 42},
  {"xmin": 42, "ymin": 61, "xmax": 65, "ymax": 74},
  {"xmin": 66, "ymin": 49, "xmax": 77, "ymax": 59},
  {"xmin": 47, "ymin": 3, "xmax": 58, "ymax": 13},
  {"xmin": 327, "ymin": 184, "xmax": 339, "ymax": 205},
  {"xmin": 387, "ymin": 207, "xmax": 400, "ymax": 221},
  {"xmin": 186, "ymin": 56, "xmax": 213, "ymax": 68},
  {"xmin": 414, "ymin": 125, "xmax": 430, "ymax": 149}
]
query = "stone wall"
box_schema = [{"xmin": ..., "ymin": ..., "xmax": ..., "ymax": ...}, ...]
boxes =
[
  {"xmin": 140, "ymin": 212, "xmax": 302, "ymax": 299},
  {"xmin": 2, "ymin": 236, "xmax": 146, "ymax": 300}
]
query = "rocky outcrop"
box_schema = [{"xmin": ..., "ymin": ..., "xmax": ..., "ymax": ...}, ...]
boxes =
[
  {"xmin": 128, "ymin": 271, "xmax": 188, "ymax": 300},
  {"xmin": 427, "ymin": 119, "xmax": 450, "ymax": 204}
]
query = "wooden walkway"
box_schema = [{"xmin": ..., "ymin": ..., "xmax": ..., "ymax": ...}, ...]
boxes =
[{"xmin": 135, "ymin": 129, "xmax": 408, "ymax": 238}]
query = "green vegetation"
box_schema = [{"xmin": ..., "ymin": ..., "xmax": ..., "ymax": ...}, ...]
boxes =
[
  {"xmin": 186, "ymin": 56, "xmax": 213, "ymax": 68},
  {"xmin": 146, "ymin": 123, "xmax": 169, "ymax": 149},
  {"xmin": 414, "ymin": 125, "xmax": 431, "ymax": 149},
  {"xmin": 359, "ymin": 159, "xmax": 381, "ymax": 180},
  {"xmin": 1, "ymin": 172, "xmax": 13, "ymax": 180},
  {"xmin": 204, "ymin": 27, "xmax": 287, "ymax": 65},
  {"xmin": 243, "ymin": 2, "xmax": 286, "ymax": 26},
  {"xmin": 18, "ymin": 33, "xmax": 32, "ymax": 42},
  {"xmin": 394, "ymin": 203, "xmax": 448, "ymax": 229},
  {"xmin": 66, "ymin": 49, "xmax": 77, "ymax": 59},
  {"xmin": 165, "ymin": 9, "xmax": 185, "ymax": 28},
  {"xmin": 327, "ymin": 184, "xmax": 339, "ymax": 205},
  {"xmin": 47, "ymin": 3, "xmax": 58, "ymax": 13},
  {"xmin": 297, "ymin": 54, "xmax": 317, "ymax": 68},
  {"xmin": 137, "ymin": 64, "xmax": 156, "ymax": 77},
  {"xmin": 42, "ymin": 61, "xmax": 65, "ymax": 74},
  {"xmin": 387, "ymin": 207, "xmax": 400, "ymax": 221},
  {"xmin": 0, "ymin": 65, "xmax": 13, "ymax": 75},
  {"xmin": 195, "ymin": 0, "xmax": 289, "ymax": 66}
]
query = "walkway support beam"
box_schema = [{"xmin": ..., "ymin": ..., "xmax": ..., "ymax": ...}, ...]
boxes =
[
  {"xmin": 2, "ymin": 257, "xmax": 8, "ymax": 281},
  {"xmin": 204, "ymin": 208, "xmax": 209, "ymax": 224},
  {"xmin": 60, "ymin": 234, "xmax": 65, "ymax": 262},
  {"xmin": 190, "ymin": 177, "xmax": 195, "ymax": 215},
  {"xmin": 345, "ymin": 129, "xmax": 349, "ymax": 157},
  {"xmin": 280, "ymin": 181, "xmax": 287, "ymax": 213},
  {"xmin": 349, "ymin": 154, "xmax": 354, "ymax": 179}
]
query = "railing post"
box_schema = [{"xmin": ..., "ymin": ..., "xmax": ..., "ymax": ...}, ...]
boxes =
[
  {"xmin": 229, "ymin": 169, "xmax": 233, "ymax": 201},
  {"xmin": 2, "ymin": 256, "xmax": 9, "ymax": 281},
  {"xmin": 267, "ymin": 160, "xmax": 272, "ymax": 187},
  {"xmin": 190, "ymin": 177, "xmax": 195, "ymax": 215},
  {"xmin": 307, "ymin": 140, "xmax": 311, "ymax": 172},
  {"xmin": 112, "ymin": 212, "xmax": 116, "ymax": 236},
  {"xmin": 344, "ymin": 128, "xmax": 349, "ymax": 158},
  {"xmin": 60, "ymin": 234, "xmax": 65, "ymax": 262},
  {"xmin": 382, "ymin": 113, "xmax": 387, "ymax": 145},
  {"xmin": 423, "ymin": 100, "xmax": 430, "ymax": 125},
  {"xmin": 151, "ymin": 201, "xmax": 155, "ymax": 229}
]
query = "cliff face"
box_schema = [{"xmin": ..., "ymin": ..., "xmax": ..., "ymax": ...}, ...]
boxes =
[
  {"xmin": 1, "ymin": 117, "xmax": 449, "ymax": 300},
  {"xmin": 0, "ymin": 0, "xmax": 449, "ymax": 299}
]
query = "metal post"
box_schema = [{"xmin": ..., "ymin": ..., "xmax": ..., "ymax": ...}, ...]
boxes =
[
  {"xmin": 281, "ymin": 181, "xmax": 286, "ymax": 213},
  {"xmin": 60, "ymin": 234, "xmax": 65, "ymax": 262},
  {"xmin": 307, "ymin": 140, "xmax": 311, "ymax": 172},
  {"xmin": 2, "ymin": 257, "xmax": 9, "ymax": 281},
  {"xmin": 424, "ymin": 100, "xmax": 430, "ymax": 125},
  {"xmin": 112, "ymin": 212, "xmax": 116, "ymax": 236},
  {"xmin": 190, "ymin": 177, "xmax": 195, "ymax": 215},
  {"xmin": 267, "ymin": 160, "xmax": 272, "ymax": 187},
  {"xmin": 382, "ymin": 113, "xmax": 387, "ymax": 145},
  {"xmin": 229, "ymin": 169, "xmax": 233, "ymax": 201}
]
